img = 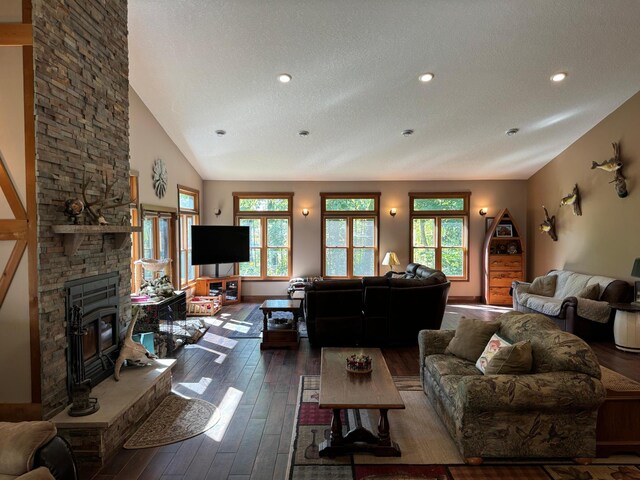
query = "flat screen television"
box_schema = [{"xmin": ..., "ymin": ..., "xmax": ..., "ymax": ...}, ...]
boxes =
[{"xmin": 191, "ymin": 226, "xmax": 250, "ymax": 272}]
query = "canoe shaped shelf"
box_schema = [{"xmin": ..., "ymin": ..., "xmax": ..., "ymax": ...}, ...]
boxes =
[{"xmin": 51, "ymin": 225, "xmax": 142, "ymax": 256}]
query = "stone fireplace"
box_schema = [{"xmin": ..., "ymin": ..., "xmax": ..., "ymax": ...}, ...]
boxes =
[
  {"xmin": 65, "ymin": 272, "xmax": 121, "ymax": 394},
  {"xmin": 31, "ymin": 0, "xmax": 131, "ymax": 419}
]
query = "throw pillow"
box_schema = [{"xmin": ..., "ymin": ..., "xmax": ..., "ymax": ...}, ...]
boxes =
[
  {"xmin": 528, "ymin": 274, "xmax": 557, "ymax": 297},
  {"xmin": 475, "ymin": 333, "xmax": 512, "ymax": 373},
  {"xmin": 485, "ymin": 340, "xmax": 533, "ymax": 375},
  {"xmin": 577, "ymin": 283, "xmax": 600, "ymax": 300},
  {"xmin": 445, "ymin": 318, "xmax": 501, "ymax": 362},
  {"xmin": 391, "ymin": 273, "xmax": 405, "ymax": 279}
]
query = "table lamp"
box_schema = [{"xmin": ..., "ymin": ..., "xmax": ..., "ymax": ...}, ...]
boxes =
[
  {"xmin": 632, "ymin": 257, "xmax": 640, "ymax": 304},
  {"xmin": 382, "ymin": 251, "xmax": 400, "ymax": 272}
]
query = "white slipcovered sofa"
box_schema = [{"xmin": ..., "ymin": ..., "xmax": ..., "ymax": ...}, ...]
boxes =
[{"xmin": 512, "ymin": 270, "xmax": 632, "ymax": 340}]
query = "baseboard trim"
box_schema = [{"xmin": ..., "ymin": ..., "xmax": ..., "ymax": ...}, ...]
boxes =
[
  {"xmin": 0, "ymin": 402, "xmax": 42, "ymax": 421},
  {"xmin": 448, "ymin": 296, "xmax": 482, "ymax": 303}
]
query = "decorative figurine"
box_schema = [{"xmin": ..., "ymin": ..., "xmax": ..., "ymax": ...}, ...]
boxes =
[
  {"xmin": 560, "ymin": 184, "xmax": 581, "ymax": 216},
  {"xmin": 592, "ymin": 142, "xmax": 629, "ymax": 198},
  {"xmin": 80, "ymin": 168, "xmax": 128, "ymax": 225},
  {"xmin": 539, "ymin": 205, "xmax": 557, "ymax": 241},
  {"xmin": 114, "ymin": 307, "xmax": 157, "ymax": 381},
  {"xmin": 64, "ymin": 198, "xmax": 85, "ymax": 224}
]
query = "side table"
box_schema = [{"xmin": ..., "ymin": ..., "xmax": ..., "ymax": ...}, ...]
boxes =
[
  {"xmin": 260, "ymin": 299, "xmax": 302, "ymax": 350},
  {"xmin": 610, "ymin": 303, "xmax": 640, "ymax": 353}
]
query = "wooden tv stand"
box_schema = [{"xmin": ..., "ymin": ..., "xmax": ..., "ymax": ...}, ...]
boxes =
[{"xmin": 195, "ymin": 276, "xmax": 242, "ymax": 305}]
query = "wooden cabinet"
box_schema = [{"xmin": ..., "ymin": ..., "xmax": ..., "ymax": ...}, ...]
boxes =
[
  {"xmin": 195, "ymin": 276, "xmax": 242, "ymax": 305},
  {"xmin": 482, "ymin": 209, "xmax": 526, "ymax": 305}
]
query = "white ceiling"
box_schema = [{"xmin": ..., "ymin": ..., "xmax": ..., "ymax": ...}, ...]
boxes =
[{"xmin": 128, "ymin": 0, "xmax": 640, "ymax": 181}]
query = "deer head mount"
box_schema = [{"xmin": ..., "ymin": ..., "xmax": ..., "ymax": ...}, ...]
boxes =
[{"xmin": 81, "ymin": 169, "xmax": 128, "ymax": 225}]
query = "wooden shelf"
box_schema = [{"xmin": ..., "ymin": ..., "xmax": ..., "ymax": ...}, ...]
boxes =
[
  {"xmin": 0, "ymin": 24, "xmax": 33, "ymax": 46},
  {"xmin": 482, "ymin": 208, "xmax": 526, "ymax": 305},
  {"xmin": 51, "ymin": 225, "xmax": 142, "ymax": 255}
]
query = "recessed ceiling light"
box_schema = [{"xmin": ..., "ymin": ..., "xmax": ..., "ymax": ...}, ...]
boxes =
[
  {"xmin": 298, "ymin": 130, "xmax": 309, "ymax": 137},
  {"xmin": 215, "ymin": 129, "xmax": 226, "ymax": 136},
  {"xmin": 402, "ymin": 129, "xmax": 414, "ymax": 136},
  {"xmin": 278, "ymin": 73, "xmax": 292, "ymax": 83},
  {"xmin": 418, "ymin": 73, "xmax": 434, "ymax": 82},
  {"xmin": 506, "ymin": 128, "xmax": 519, "ymax": 136},
  {"xmin": 550, "ymin": 72, "xmax": 567, "ymax": 82}
]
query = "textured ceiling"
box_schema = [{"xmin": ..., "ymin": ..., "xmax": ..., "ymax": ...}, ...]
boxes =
[{"xmin": 128, "ymin": 0, "xmax": 640, "ymax": 181}]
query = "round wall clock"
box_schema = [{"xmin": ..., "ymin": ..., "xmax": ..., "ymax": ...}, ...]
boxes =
[{"xmin": 152, "ymin": 158, "xmax": 167, "ymax": 198}]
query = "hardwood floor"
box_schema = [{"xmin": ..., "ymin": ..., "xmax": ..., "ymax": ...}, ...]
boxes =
[{"xmin": 93, "ymin": 302, "xmax": 640, "ymax": 479}]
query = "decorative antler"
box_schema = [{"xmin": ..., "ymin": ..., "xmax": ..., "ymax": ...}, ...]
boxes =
[
  {"xmin": 539, "ymin": 205, "xmax": 557, "ymax": 241},
  {"xmin": 81, "ymin": 168, "xmax": 128, "ymax": 225}
]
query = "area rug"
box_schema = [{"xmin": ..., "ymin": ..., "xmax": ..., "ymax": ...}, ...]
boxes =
[
  {"xmin": 124, "ymin": 394, "xmax": 220, "ymax": 449},
  {"xmin": 287, "ymin": 375, "xmax": 640, "ymax": 480}
]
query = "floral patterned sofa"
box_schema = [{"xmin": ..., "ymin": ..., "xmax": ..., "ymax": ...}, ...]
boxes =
[{"xmin": 418, "ymin": 311, "xmax": 606, "ymax": 463}]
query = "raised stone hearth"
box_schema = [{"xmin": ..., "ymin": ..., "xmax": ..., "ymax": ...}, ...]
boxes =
[{"xmin": 52, "ymin": 359, "xmax": 175, "ymax": 469}]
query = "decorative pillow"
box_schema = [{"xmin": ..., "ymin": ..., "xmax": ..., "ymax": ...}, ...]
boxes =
[
  {"xmin": 577, "ymin": 284, "xmax": 600, "ymax": 300},
  {"xmin": 475, "ymin": 333, "xmax": 512, "ymax": 373},
  {"xmin": 528, "ymin": 275, "xmax": 557, "ymax": 297},
  {"xmin": 485, "ymin": 340, "xmax": 533, "ymax": 375},
  {"xmin": 445, "ymin": 318, "xmax": 501, "ymax": 362},
  {"xmin": 391, "ymin": 273, "xmax": 405, "ymax": 279}
]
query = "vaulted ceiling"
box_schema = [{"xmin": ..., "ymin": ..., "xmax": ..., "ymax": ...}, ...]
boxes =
[{"xmin": 128, "ymin": 0, "xmax": 640, "ymax": 181}]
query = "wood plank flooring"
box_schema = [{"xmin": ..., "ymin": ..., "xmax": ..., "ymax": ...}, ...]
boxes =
[{"xmin": 93, "ymin": 302, "xmax": 640, "ymax": 480}]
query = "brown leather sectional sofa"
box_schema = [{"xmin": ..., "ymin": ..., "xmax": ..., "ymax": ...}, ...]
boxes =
[{"xmin": 304, "ymin": 263, "xmax": 450, "ymax": 346}]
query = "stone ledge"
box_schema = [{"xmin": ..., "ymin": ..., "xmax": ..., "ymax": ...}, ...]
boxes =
[{"xmin": 51, "ymin": 358, "xmax": 175, "ymax": 429}]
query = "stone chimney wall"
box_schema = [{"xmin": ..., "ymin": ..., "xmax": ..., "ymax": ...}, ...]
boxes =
[{"xmin": 32, "ymin": 0, "xmax": 130, "ymax": 418}]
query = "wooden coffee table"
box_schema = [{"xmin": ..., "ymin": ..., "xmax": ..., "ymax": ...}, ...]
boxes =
[
  {"xmin": 259, "ymin": 299, "xmax": 301, "ymax": 350},
  {"xmin": 318, "ymin": 347, "xmax": 405, "ymax": 457}
]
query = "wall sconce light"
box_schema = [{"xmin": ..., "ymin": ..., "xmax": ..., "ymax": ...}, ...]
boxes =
[
  {"xmin": 214, "ymin": 208, "xmax": 222, "ymax": 216},
  {"xmin": 389, "ymin": 208, "xmax": 397, "ymax": 217},
  {"xmin": 302, "ymin": 208, "xmax": 310, "ymax": 217},
  {"xmin": 479, "ymin": 208, "xmax": 488, "ymax": 216}
]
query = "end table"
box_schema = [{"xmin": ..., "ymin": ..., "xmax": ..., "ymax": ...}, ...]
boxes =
[
  {"xmin": 260, "ymin": 299, "xmax": 302, "ymax": 350},
  {"xmin": 610, "ymin": 303, "xmax": 640, "ymax": 353}
]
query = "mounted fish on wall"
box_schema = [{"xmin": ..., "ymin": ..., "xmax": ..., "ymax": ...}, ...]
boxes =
[
  {"xmin": 592, "ymin": 142, "xmax": 628, "ymax": 198},
  {"xmin": 560, "ymin": 184, "xmax": 581, "ymax": 216},
  {"xmin": 539, "ymin": 205, "xmax": 557, "ymax": 241}
]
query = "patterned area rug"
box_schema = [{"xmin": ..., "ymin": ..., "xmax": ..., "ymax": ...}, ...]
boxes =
[
  {"xmin": 124, "ymin": 394, "xmax": 220, "ymax": 449},
  {"xmin": 287, "ymin": 375, "xmax": 640, "ymax": 480}
]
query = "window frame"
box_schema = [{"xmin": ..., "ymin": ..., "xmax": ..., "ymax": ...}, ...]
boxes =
[
  {"xmin": 130, "ymin": 172, "xmax": 140, "ymax": 293},
  {"xmin": 320, "ymin": 193, "xmax": 380, "ymax": 279},
  {"xmin": 409, "ymin": 192, "xmax": 470, "ymax": 281},
  {"xmin": 140, "ymin": 203, "xmax": 178, "ymax": 287},
  {"xmin": 177, "ymin": 185, "xmax": 200, "ymax": 289},
  {"xmin": 233, "ymin": 192, "xmax": 294, "ymax": 281}
]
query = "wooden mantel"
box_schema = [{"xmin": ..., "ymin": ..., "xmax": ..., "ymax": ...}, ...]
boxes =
[{"xmin": 51, "ymin": 225, "xmax": 142, "ymax": 256}]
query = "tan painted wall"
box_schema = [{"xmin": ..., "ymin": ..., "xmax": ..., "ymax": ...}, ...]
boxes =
[
  {"xmin": 527, "ymin": 90, "xmax": 640, "ymax": 283},
  {"xmin": 0, "ymin": 1, "xmax": 32, "ymax": 403},
  {"xmin": 129, "ymin": 87, "xmax": 204, "ymax": 287},
  {"xmin": 129, "ymin": 87, "xmax": 203, "ymax": 208},
  {"xmin": 203, "ymin": 180, "xmax": 527, "ymax": 297}
]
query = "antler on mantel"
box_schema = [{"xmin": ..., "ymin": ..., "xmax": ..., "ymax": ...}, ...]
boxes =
[{"xmin": 81, "ymin": 168, "xmax": 128, "ymax": 225}]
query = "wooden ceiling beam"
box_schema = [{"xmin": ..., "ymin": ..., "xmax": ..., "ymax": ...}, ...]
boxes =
[{"xmin": 0, "ymin": 24, "xmax": 33, "ymax": 46}]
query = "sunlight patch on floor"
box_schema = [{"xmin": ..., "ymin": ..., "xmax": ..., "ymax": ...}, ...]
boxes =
[
  {"xmin": 176, "ymin": 377, "xmax": 212, "ymax": 395},
  {"xmin": 202, "ymin": 318, "xmax": 224, "ymax": 327},
  {"xmin": 202, "ymin": 331, "xmax": 238, "ymax": 349},
  {"xmin": 222, "ymin": 322, "xmax": 250, "ymax": 333},
  {"xmin": 449, "ymin": 303, "xmax": 512, "ymax": 314},
  {"xmin": 227, "ymin": 318, "xmax": 253, "ymax": 326},
  {"xmin": 206, "ymin": 387, "xmax": 243, "ymax": 442},
  {"xmin": 184, "ymin": 344, "xmax": 228, "ymax": 364}
]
